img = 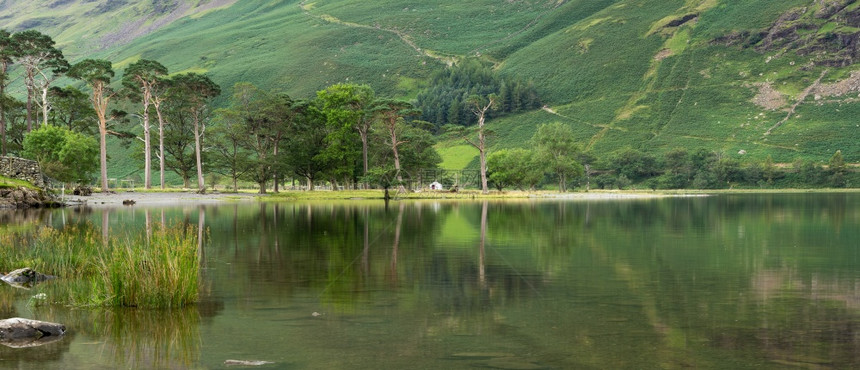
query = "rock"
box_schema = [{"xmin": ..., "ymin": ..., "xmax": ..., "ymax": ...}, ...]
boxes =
[
  {"xmin": 0, "ymin": 318, "xmax": 65, "ymax": 348},
  {"xmin": 1, "ymin": 268, "xmax": 57, "ymax": 289},
  {"xmin": 0, "ymin": 187, "xmax": 62, "ymax": 209},
  {"xmin": 72, "ymin": 185, "xmax": 92, "ymax": 196}
]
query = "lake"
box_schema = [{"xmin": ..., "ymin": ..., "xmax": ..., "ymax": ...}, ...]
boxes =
[{"xmin": 1, "ymin": 193, "xmax": 859, "ymax": 369}]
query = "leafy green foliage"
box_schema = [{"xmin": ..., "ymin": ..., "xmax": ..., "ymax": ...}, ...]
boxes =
[
  {"xmin": 488, "ymin": 148, "xmax": 544, "ymax": 191},
  {"xmin": 47, "ymin": 85, "xmax": 95, "ymax": 133},
  {"xmin": 22, "ymin": 124, "xmax": 97, "ymax": 183},
  {"xmin": 532, "ymin": 122, "xmax": 583, "ymax": 192}
]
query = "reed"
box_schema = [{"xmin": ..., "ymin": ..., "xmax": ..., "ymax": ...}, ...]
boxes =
[{"xmin": 0, "ymin": 223, "xmax": 200, "ymax": 308}]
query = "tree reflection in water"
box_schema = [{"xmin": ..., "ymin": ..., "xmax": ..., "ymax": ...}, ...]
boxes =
[{"xmin": 2, "ymin": 195, "xmax": 860, "ymax": 368}]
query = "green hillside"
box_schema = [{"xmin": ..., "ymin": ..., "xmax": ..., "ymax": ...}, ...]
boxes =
[{"xmin": 3, "ymin": 0, "xmax": 859, "ymax": 179}]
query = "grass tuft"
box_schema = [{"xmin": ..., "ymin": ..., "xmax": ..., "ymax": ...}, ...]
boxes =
[{"xmin": 0, "ymin": 223, "xmax": 200, "ymax": 308}]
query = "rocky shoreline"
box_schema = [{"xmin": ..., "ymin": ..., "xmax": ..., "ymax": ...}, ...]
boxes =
[
  {"xmin": 0, "ymin": 187, "xmax": 63, "ymax": 209},
  {"xmin": 62, "ymin": 191, "xmax": 261, "ymax": 207}
]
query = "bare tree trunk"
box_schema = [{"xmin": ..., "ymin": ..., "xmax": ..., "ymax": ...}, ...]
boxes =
[
  {"xmin": 466, "ymin": 96, "xmax": 494, "ymax": 194},
  {"xmin": 0, "ymin": 106, "xmax": 5, "ymax": 156},
  {"xmin": 478, "ymin": 125, "xmax": 488, "ymax": 194},
  {"xmin": 25, "ymin": 88, "xmax": 33, "ymax": 132},
  {"xmin": 142, "ymin": 95, "xmax": 152, "ymax": 189},
  {"xmin": 273, "ymin": 145, "xmax": 280, "ymax": 193},
  {"xmin": 99, "ymin": 120, "xmax": 108, "ymax": 192},
  {"xmin": 0, "ymin": 63, "xmax": 7, "ymax": 156},
  {"xmin": 193, "ymin": 111, "xmax": 205, "ymax": 193},
  {"xmin": 360, "ymin": 131, "xmax": 368, "ymax": 189},
  {"xmin": 40, "ymin": 86, "xmax": 49, "ymax": 127},
  {"xmin": 85, "ymin": 80, "xmax": 114, "ymax": 193},
  {"xmin": 258, "ymin": 180, "xmax": 267, "ymax": 194},
  {"xmin": 24, "ymin": 70, "xmax": 33, "ymax": 132},
  {"xmin": 154, "ymin": 101, "xmax": 166, "ymax": 190}
]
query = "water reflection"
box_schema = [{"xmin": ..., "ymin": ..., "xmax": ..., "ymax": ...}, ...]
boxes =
[{"xmin": 2, "ymin": 194, "xmax": 860, "ymax": 367}]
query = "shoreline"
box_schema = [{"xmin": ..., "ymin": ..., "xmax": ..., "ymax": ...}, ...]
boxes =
[
  {"xmin": 55, "ymin": 188, "xmax": 860, "ymax": 207},
  {"xmin": 62, "ymin": 191, "xmax": 262, "ymax": 207}
]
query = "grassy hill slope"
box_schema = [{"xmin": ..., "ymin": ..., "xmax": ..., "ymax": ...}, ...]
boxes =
[
  {"xmin": 4, "ymin": 0, "xmax": 860, "ymax": 180},
  {"xmin": 493, "ymin": 0, "xmax": 860, "ymax": 165}
]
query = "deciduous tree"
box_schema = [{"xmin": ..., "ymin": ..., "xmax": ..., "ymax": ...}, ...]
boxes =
[
  {"xmin": 47, "ymin": 86, "xmax": 95, "ymax": 133},
  {"xmin": 123, "ymin": 59, "xmax": 168, "ymax": 189},
  {"xmin": 465, "ymin": 94, "xmax": 496, "ymax": 194},
  {"xmin": 532, "ymin": 122, "xmax": 582, "ymax": 192},
  {"xmin": 373, "ymin": 99, "xmax": 419, "ymax": 191},
  {"xmin": 488, "ymin": 148, "xmax": 543, "ymax": 191},
  {"xmin": 317, "ymin": 83, "xmax": 375, "ymax": 184},
  {"xmin": 68, "ymin": 59, "xmax": 117, "ymax": 192},
  {"xmin": 22, "ymin": 125, "xmax": 98, "ymax": 184},
  {"xmin": 12, "ymin": 30, "xmax": 68, "ymax": 130},
  {"xmin": 170, "ymin": 73, "xmax": 220, "ymax": 193}
]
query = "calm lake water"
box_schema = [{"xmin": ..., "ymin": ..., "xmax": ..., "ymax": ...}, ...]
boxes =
[{"xmin": 1, "ymin": 193, "xmax": 860, "ymax": 369}]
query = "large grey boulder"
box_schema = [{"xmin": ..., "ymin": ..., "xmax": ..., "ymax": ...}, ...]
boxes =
[
  {"xmin": 0, "ymin": 268, "xmax": 56, "ymax": 289},
  {"xmin": 0, "ymin": 318, "xmax": 66, "ymax": 348}
]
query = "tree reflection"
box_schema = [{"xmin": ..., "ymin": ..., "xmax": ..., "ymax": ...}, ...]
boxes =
[{"xmin": 2, "ymin": 194, "xmax": 859, "ymax": 367}]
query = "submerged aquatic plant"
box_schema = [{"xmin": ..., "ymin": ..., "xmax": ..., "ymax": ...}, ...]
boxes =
[{"xmin": 0, "ymin": 223, "xmax": 200, "ymax": 308}]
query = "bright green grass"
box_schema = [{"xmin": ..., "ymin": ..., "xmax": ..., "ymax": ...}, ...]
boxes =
[
  {"xmin": 0, "ymin": 175, "xmax": 38, "ymax": 190},
  {"xmin": 436, "ymin": 145, "xmax": 479, "ymax": 170}
]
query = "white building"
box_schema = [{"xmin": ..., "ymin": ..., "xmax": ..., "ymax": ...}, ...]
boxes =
[{"xmin": 429, "ymin": 181, "xmax": 444, "ymax": 191}]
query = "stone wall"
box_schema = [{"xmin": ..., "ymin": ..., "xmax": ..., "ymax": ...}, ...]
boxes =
[{"xmin": 0, "ymin": 156, "xmax": 46, "ymax": 188}]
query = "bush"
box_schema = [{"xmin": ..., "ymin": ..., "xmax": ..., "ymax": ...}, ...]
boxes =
[{"xmin": 22, "ymin": 125, "xmax": 98, "ymax": 184}]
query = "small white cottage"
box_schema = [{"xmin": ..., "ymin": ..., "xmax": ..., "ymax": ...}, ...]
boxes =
[{"xmin": 429, "ymin": 181, "xmax": 444, "ymax": 191}]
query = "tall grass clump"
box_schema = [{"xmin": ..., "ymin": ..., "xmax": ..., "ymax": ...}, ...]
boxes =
[
  {"xmin": 0, "ymin": 223, "xmax": 200, "ymax": 308},
  {"xmin": 90, "ymin": 224, "xmax": 200, "ymax": 308}
]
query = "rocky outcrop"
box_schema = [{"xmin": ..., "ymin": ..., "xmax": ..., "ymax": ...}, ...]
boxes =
[
  {"xmin": 719, "ymin": 1, "xmax": 860, "ymax": 67},
  {"xmin": 0, "ymin": 187, "xmax": 62, "ymax": 209},
  {"xmin": 0, "ymin": 318, "xmax": 66, "ymax": 348},
  {"xmin": 1, "ymin": 268, "xmax": 57, "ymax": 289}
]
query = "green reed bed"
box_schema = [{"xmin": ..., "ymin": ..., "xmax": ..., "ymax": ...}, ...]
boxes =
[{"xmin": 0, "ymin": 223, "xmax": 200, "ymax": 308}]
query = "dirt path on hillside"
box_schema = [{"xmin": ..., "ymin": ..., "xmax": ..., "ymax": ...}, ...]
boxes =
[
  {"xmin": 765, "ymin": 69, "xmax": 828, "ymax": 136},
  {"xmin": 298, "ymin": 1, "xmax": 457, "ymax": 66}
]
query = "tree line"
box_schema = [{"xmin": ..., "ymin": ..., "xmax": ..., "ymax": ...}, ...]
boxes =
[
  {"xmin": 0, "ymin": 29, "xmax": 448, "ymax": 193},
  {"xmin": 487, "ymin": 122, "xmax": 853, "ymax": 191},
  {"xmin": 2, "ymin": 29, "xmax": 853, "ymax": 194}
]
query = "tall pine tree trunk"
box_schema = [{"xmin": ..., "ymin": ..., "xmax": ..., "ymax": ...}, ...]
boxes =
[
  {"xmin": 155, "ymin": 102, "xmax": 166, "ymax": 189},
  {"xmin": 193, "ymin": 111, "xmax": 205, "ymax": 193},
  {"xmin": 143, "ymin": 98, "xmax": 152, "ymax": 189}
]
